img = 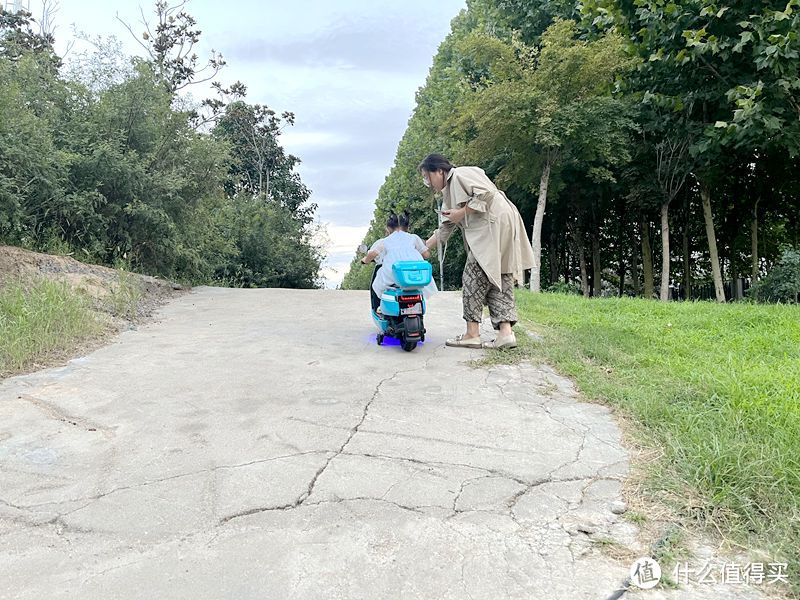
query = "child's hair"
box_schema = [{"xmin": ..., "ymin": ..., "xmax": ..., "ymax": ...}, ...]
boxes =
[{"xmin": 387, "ymin": 211, "xmax": 411, "ymax": 231}]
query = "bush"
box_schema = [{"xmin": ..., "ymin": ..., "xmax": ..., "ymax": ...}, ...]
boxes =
[
  {"xmin": 749, "ymin": 247, "xmax": 800, "ymax": 303},
  {"xmin": 545, "ymin": 280, "xmax": 581, "ymax": 295}
]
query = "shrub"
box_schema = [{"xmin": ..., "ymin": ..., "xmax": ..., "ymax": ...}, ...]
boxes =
[{"xmin": 750, "ymin": 247, "xmax": 800, "ymax": 303}]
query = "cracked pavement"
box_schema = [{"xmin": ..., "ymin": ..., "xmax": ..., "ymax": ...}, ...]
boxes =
[{"xmin": 0, "ymin": 288, "xmax": 769, "ymax": 599}]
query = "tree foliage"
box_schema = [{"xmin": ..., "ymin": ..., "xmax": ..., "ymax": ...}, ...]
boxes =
[
  {"xmin": 345, "ymin": 0, "xmax": 800, "ymax": 304},
  {"xmin": 0, "ymin": 3, "xmax": 322, "ymax": 288}
]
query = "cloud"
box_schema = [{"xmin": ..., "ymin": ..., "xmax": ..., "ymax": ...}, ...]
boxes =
[
  {"xmin": 226, "ymin": 14, "xmax": 446, "ymax": 75},
  {"xmin": 280, "ymin": 106, "xmax": 412, "ymax": 226},
  {"xmin": 322, "ymin": 224, "xmax": 370, "ymax": 250},
  {"xmin": 280, "ymin": 130, "xmax": 345, "ymax": 150},
  {"xmin": 315, "ymin": 223, "xmax": 370, "ymax": 288}
]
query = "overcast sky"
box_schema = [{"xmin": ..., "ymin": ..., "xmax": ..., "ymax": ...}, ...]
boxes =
[{"xmin": 39, "ymin": 0, "xmax": 466, "ymax": 286}]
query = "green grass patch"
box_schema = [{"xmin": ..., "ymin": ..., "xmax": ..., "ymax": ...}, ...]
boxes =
[
  {"xmin": 107, "ymin": 267, "xmax": 144, "ymax": 320},
  {"xmin": 0, "ymin": 279, "xmax": 103, "ymax": 377},
  {"xmin": 512, "ymin": 291, "xmax": 800, "ymax": 583}
]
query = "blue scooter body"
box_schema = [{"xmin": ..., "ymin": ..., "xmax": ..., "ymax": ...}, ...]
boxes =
[{"xmin": 371, "ymin": 261, "xmax": 431, "ymax": 352}]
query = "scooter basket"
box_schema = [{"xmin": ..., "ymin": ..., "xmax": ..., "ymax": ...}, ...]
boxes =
[{"xmin": 392, "ymin": 261, "xmax": 432, "ymax": 288}]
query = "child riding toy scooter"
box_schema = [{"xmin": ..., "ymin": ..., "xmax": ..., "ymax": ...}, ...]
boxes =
[
  {"xmin": 358, "ymin": 212, "xmax": 437, "ymax": 352},
  {"xmin": 358, "ymin": 244, "xmax": 433, "ymax": 352},
  {"xmin": 373, "ymin": 260, "xmax": 432, "ymax": 352}
]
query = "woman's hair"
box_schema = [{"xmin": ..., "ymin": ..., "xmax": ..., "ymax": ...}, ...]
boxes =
[
  {"xmin": 387, "ymin": 210, "xmax": 411, "ymax": 231},
  {"xmin": 418, "ymin": 153, "xmax": 454, "ymax": 174}
]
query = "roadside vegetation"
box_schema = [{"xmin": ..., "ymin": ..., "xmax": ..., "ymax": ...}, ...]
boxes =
[
  {"xmin": 0, "ymin": 279, "xmax": 102, "ymax": 377},
  {"xmin": 0, "ymin": 246, "xmax": 177, "ymax": 379},
  {"xmin": 0, "ymin": 3, "xmax": 322, "ymax": 289}
]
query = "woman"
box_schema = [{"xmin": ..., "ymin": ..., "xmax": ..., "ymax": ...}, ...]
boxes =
[{"xmin": 419, "ymin": 154, "xmax": 534, "ymax": 349}]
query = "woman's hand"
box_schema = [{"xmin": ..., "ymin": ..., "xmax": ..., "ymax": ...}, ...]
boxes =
[{"xmin": 441, "ymin": 206, "xmax": 467, "ymax": 224}]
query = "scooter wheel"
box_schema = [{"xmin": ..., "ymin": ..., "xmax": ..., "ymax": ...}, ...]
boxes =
[
  {"xmin": 402, "ymin": 340, "xmax": 417, "ymax": 352},
  {"xmin": 376, "ymin": 334, "xmax": 385, "ymax": 345}
]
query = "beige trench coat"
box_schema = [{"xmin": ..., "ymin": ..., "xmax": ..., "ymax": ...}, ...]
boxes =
[{"xmin": 435, "ymin": 166, "xmax": 534, "ymax": 290}]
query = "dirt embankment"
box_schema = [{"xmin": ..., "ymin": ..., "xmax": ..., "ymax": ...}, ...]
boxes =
[
  {"xmin": 0, "ymin": 246, "xmax": 189, "ymax": 377},
  {"xmin": 0, "ymin": 245, "xmax": 186, "ymax": 319}
]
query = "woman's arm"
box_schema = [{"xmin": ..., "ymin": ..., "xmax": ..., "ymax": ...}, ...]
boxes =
[
  {"xmin": 441, "ymin": 205, "xmax": 476, "ymax": 225},
  {"xmin": 426, "ymin": 220, "xmax": 457, "ymax": 249},
  {"xmin": 451, "ymin": 168, "xmax": 494, "ymax": 215}
]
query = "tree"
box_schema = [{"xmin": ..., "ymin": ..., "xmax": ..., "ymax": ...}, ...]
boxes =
[
  {"xmin": 214, "ymin": 101, "xmax": 315, "ymax": 225},
  {"xmin": 684, "ymin": 0, "xmax": 800, "ymax": 156},
  {"xmin": 749, "ymin": 247, "xmax": 800, "ymax": 302},
  {"xmin": 582, "ymin": 0, "xmax": 800, "ymax": 301},
  {"xmin": 0, "ymin": 0, "xmax": 322, "ymax": 288},
  {"xmin": 455, "ymin": 20, "xmax": 637, "ymax": 291},
  {"xmin": 0, "ymin": 9, "xmax": 66, "ymax": 246},
  {"xmin": 216, "ymin": 199, "xmax": 322, "ymax": 289},
  {"xmin": 0, "ymin": 8, "xmax": 58, "ymax": 64},
  {"xmin": 653, "ymin": 130, "xmax": 693, "ymax": 301},
  {"xmin": 116, "ymin": 0, "xmax": 225, "ymax": 93}
]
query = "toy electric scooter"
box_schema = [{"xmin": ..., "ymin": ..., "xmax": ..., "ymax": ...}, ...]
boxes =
[{"xmin": 361, "ymin": 248, "xmax": 432, "ymax": 352}]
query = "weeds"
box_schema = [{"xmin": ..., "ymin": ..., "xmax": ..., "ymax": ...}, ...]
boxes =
[
  {"xmin": 107, "ymin": 266, "xmax": 143, "ymax": 320},
  {"xmin": 0, "ymin": 279, "xmax": 101, "ymax": 377}
]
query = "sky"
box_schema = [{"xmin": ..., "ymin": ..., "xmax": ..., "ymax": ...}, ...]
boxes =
[{"xmin": 33, "ymin": 0, "xmax": 467, "ymax": 287}]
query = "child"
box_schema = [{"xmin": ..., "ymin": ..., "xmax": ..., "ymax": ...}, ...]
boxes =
[{"xmin": 361, "ymin": 212, "xmax": 438, "ymax": 302}]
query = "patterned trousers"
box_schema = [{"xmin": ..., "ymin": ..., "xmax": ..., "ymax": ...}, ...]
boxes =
[{"xmin": 462, "ymin": 254, "xmax": 517, "ymax": 329}]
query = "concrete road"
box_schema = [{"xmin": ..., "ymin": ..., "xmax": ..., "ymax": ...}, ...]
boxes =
[{"xmin": 0, "ymin": 289, "xmax": 766, "ymax": 599}]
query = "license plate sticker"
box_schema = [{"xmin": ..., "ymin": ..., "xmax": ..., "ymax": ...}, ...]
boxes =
[{"xmin": 401, "ymin": 303, "xmax": 422, "ymax": 315}]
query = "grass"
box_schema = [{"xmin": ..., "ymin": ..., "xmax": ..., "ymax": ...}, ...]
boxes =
[
  {"xmin": 0, "ymin": 279, "xmax": 103, "ymax": 377},
  {"xmin": 472, "ymin": 324, "xmax": 541, "ymax": 367},
  {"xmin": 504, "ymin": 291, "xmax": 800, "ymax": 591},
  {"xmin": 107, "ymin": 266, "xmax": 144, "ymax": 320}
]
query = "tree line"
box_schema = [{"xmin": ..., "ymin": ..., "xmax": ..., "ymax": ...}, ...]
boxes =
[
  {"xmin": 343, "ymin": 0, "xmax": 800, "ymax": 303},
  {"xmin": 0, "ymin": 2, "xmax": 322, "ymax": 288}
]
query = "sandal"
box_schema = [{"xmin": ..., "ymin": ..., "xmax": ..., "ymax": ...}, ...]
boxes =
[
  {"xmin": 445, "ymin": 334, "xmax": 483, "ymax": 349},
  {"xmin": 482, "ymin": 333, "xmax": 517, "ymax": 350}
]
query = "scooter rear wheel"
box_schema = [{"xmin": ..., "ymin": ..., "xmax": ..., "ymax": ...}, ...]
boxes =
[
  {"xmin": 376, "ymin": 333, "xmax": 385, "ymax": 345},
  {"xmin": 402, "ymin": 340, "xmax": 417, "ymax": 352}
]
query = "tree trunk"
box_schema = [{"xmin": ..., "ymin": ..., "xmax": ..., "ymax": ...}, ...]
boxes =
[
  {"xmin": 630, "ymin": 221, "xmax": 641, "ymax": 296},
  {"xmin": 640, "ymin": 212, "xmax": 654, "ymax": 299},
  {"xmin": 572, "ymin": 218, "xmax": 590, "ymax": 297},
  {"xmin": 549, "ymin": 230, "xmax": 559, "ymax": 287},
  {"xmin": 751, "ymin": 197, "xmax": 760, "ymax": 293},
  {"xmin": 591, "ymin": 229, "xmax": 601, "ymax": 297},
  {"xmin": 529, "ymin": 159, "xmax": 551, "ymax": 293},
  {"xmin": 618, "ymin": 217, "xmax": 626, "ymax": 297},
  {"xmin": 682, "ymin": 217, "xmax": 691, "ymax": 301},
  {"xmin": 700, "ymin": 183, "xmax": 726, "ymax": 303},
  {"xmin": 631, "ymin": 247, "xmax": 641, "ymax": 296},
  {"xmin": 579, "ymin": 246, "xmax": 589, "ymax": 297},
  {"xmin": 660, "ymin": 201, "xmax": 671, "ymax": 301}
]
